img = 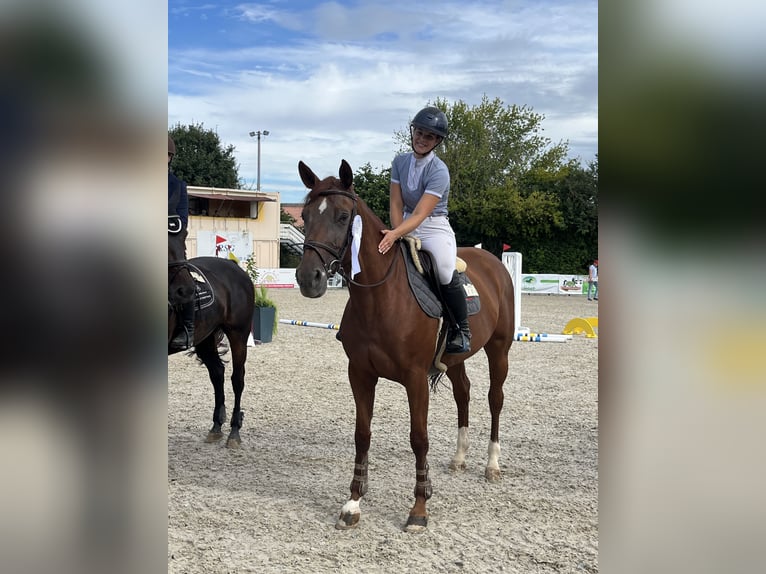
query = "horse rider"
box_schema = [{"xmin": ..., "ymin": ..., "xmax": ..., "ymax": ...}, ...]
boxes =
[
  {"xmin": 168, "ymin": 134, "xmax": 195, "ymax": 351},
  {"xmin": 378, "ymin": 106, "xmax": 471, "ymax": 354}
]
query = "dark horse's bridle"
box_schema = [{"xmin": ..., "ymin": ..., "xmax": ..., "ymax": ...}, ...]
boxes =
[{"xmin": 302, "ymin": 189, "xmax": 399, "ymax": 288}]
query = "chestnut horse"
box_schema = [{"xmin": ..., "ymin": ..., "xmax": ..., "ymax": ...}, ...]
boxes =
[
  {"xmin": 295, "ymin": 160, "xmax": 515, "ymax": 531},
  {"xmin": 168, "ymin": 216, "xmax": 254, "ymax": 447}
]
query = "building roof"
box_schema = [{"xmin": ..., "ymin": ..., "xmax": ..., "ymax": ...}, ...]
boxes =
[
  {"xmin": 187, "ymin": 186, "xmax": 277, "ymax": 202},
  {"xmin": 281, "ymin": 204, "xmax": 304, "ymax": 227}
]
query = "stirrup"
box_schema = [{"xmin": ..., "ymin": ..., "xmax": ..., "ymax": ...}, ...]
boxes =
[{"xmin": 445, "ymin": 329, "xmax": 470, "ymax": 354}]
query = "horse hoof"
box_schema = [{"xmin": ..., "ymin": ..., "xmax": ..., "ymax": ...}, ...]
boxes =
[
  {"xmin": 335, "ymin": 512, "xmax": 360, "ymax": 530},
  {"xmin": 225, "ymin": 436, "xmax": 241, "ymax": 449},
  {"xmin": 448, "ymin": 461, "xmax": 466, "ymax": 472},
  {"xmin": 485, "ymin": 467, "xmax": 502, "ymax": 482},
  {"xmin": 404, "ymin": 515, "xmax": 428, "ymax": 533},
  {"xmin": 205, "ymin": 431, "xmax": 224, "ymax": 443}
]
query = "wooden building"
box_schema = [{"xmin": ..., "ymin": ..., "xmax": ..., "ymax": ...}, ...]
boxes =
[{"xmin": 184, "ymin": 186, "xmax": 281, "ymax": 268}]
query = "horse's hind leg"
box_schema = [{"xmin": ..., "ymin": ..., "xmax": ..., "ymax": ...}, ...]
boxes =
[
  {"xmin": 483, "ymin": 339, "xmax": 510, "ymax": 482},
  {"xmin": 446, "ymin": 362, "xmax": 471, "ymax": 472},
  {"xmin": 225, "ymin": 330, "xmax": 248, "ymax": 448},
  {"xmin": 195, "ymin": 335, "xmax": 227, "ymax": 443},
  {"xmin": 336, "ymin": 367, "xmax": 377, "ymax": 531}
]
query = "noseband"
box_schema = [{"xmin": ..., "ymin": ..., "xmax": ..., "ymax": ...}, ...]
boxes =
[{"xmin": 302, "ymin": 189, "xmax": 358, "ymax": 278}]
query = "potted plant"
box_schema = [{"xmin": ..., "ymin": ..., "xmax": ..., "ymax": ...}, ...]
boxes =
[
  {"xmin": 253, "ymin": 285, "xmax": 278, "ymax": 343},
  {"xmin": 245, "ymin": 255, "xmax": 278, "ymax": 343}
]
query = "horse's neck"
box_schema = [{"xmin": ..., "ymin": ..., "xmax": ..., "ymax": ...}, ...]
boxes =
[{"xmin": 347, "ymin": 203, "xmax": 402, "ymax": 292}]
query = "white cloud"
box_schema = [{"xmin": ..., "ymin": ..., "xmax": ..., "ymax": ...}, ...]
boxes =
[{"xmin": 169, "ymin": 0, "xmax": 598, "ymax": 202}]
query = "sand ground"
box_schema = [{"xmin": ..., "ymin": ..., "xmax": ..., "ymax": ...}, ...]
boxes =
[{"xmin": 168, "ymin": 289, "xmax": 598, "ymax": 573}]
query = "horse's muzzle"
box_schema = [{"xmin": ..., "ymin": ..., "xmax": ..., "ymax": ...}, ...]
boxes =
[{"xmin": 295, "ymin": 264, "xmax": 327, "ymax": 298}]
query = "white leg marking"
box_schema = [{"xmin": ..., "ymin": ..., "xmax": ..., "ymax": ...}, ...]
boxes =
[
  {"xmin": 449, "ymin": 426, "xmax": 469, "ymax": 470},
  {"xmin": 336, "ymin": 498, "xmax": 362, "ymax": 529},
  {"xmin": 318, "ymin": 198, "xmax": 328, "ymax": 214},
  {"xmin": 487, "ymin": 441, "xmax": 501, "ymax": 471},
  {"xmin": 340, "ymin": 499, "xmax": 361, "ymax": 516}
]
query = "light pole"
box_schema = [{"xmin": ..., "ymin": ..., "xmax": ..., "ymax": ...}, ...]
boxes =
[{"xmin": 249, "ymin": 130, "xmax": 270, "ymax": 191}]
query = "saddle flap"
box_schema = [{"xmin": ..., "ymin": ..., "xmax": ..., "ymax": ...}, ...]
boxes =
[
  {"xmin": 400, "ymin": 242, "xmax": 442, "ymax": 318},
  {"xmin": 400, "ymin": 242, "xmax": 480, "ymax": 318},
  {"xmin": 187, "ymin": 263, "xmax": 215, "ymax": 310}
]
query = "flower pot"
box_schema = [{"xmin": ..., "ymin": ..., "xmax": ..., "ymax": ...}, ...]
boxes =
[{"xmin": 252, "ymin": 306, "xmax": 276, "ymax": 343}]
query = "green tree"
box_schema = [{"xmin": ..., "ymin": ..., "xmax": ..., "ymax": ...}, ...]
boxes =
[
  {"xmin": 169, "ymin": 123, "xmax": 240, "ymax": 188},
  {"xmin": 515, "ymin": 155, "xmax": 598, "ymax": 273},
  {"xmin": 353, "ymin": 162, "xmax": 391, "ymax": 226},
  {"xmin": 394, "ymin": 96, "xmax": 573, "ymax": 268},
  {"xmin": 396, "ymin": 96, "xmax": 569, "ymax": 198}
]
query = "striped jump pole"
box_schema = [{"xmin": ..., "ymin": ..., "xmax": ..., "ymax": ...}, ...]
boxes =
[
  {"xmin": 514, "ymin": 332, "xmax": 571, "ymax": 343},
  {"xmin": 279, "ymin": 319, "xmax": 340, "ymax": 330}
]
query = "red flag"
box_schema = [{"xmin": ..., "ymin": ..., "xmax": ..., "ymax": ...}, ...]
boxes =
[{"xmin": 502, "ymin": 243, "xmax": 511, "ymax": 251}]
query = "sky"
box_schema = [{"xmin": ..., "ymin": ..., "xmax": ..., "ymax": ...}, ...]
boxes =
[{"xmin": 168, "ymin": 0, "xmax": 598, "ymax": 204}]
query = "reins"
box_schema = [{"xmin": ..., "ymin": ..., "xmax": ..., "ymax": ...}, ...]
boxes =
[
  {"xmin": 302, "ymin": 189, "xmax": 399, "ymax": 289},
  {"xmin": 343, "ymin": 248, "xmax": 399, "ymax": 289}
]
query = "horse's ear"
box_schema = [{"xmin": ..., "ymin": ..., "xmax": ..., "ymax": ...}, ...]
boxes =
[
  {"xmin": 339, "ymin": 159, "xmax": 353, "ymax": 190},
  {"xmin": 298, "ymin": 161, "xmax": 317, "ymax": 189}
]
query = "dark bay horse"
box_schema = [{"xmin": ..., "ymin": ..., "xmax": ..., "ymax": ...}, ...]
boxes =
[
  {"xmin": 295, "ymin": 160, "xmax": 515, "ymax": 532},
  {"xmin": 168, "ymin": 216, "xmax": 255, "ymax": 447}
]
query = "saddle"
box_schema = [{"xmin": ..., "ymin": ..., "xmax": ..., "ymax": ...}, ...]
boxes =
[
  {"xmin": 169, "ymin": 263, "xmax": 215, "ymax": 312},
  {"xmin": 187, "ymin": 263, "xmax": 215, "ymax": 310},
  {"xmin": 400, "ymin": 236, "xmax": 480, "ymax": 318},
  {"xmin": 399, "ymin": 237, "xmax": 480, "ymax": 379},
  {"xmin": 169, "ymin": 262, "xmax": 215, "ymax": 340}
]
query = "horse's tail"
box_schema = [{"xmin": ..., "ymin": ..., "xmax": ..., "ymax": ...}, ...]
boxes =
[
  {"xmin": 212, "ymin": 328, "xmax": 228, "ymax": 358},
  {"xmin": 428, "ymin": 370, "xmax": 448, "ymax": 393},
  {"xmin": 186, "ymin": 328, "xmax": 230, "ymax": 363}
]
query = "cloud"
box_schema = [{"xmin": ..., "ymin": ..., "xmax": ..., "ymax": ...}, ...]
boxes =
[{"xmin": 169, "ymin": 0, "xmax": 598, "ymax": 202}]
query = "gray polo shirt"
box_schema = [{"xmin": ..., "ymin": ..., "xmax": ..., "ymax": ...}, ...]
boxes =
[{"xmin": 390, "ymin": 152, "xmax": 450, "ymax": 216}]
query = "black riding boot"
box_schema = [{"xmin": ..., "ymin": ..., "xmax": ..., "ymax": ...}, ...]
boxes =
[
  {"xmin": 170, "ymin": 301, "xmax": 195, "ymax": 351},
  {"xmin": 442, "ymin": 271, "xmax": 471, "ymax": 354}
]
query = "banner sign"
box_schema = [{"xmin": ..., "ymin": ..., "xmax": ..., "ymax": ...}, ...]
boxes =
[
  {"xmin": 520, "ymin": 274, "xmax": 589, "ymax": 295},
  {"xmin": 253, "ymin": 268, "xmax": 299, "ymax": 289},
  {"xmin": 197, "ymin": 230, "xmax": 252, "ymax": 261},
  {"xmin": 250, "ymin": 267, "xmax": 590, "ymax": 294}
]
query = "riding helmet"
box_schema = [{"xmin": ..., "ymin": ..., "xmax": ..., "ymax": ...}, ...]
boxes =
[
  {"xmin": 411, "ymin": 106, "xmax": 448, "ymax": 138},
  {"xmin": 168, "ymin": 135, "xmax": 176, "ymax": 156}
]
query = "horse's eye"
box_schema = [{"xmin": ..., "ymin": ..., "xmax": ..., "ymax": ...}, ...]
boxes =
[{"xmin": 337, "ymin": 212, "xmax": 349, "ymax": 225}]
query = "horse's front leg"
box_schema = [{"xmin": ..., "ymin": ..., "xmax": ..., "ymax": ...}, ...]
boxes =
[
  {"xmin": 336, "ymin": 367, "xmax": 377, "ymax": 530},
  {"xmin": 405, "ymin": 377, "xmax": 431, "ymax": 532}
]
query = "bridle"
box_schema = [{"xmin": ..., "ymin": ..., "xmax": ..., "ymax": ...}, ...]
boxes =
[{"xmin": 302, "ymin": 189, "xmax": 399, "ymax": 288}]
